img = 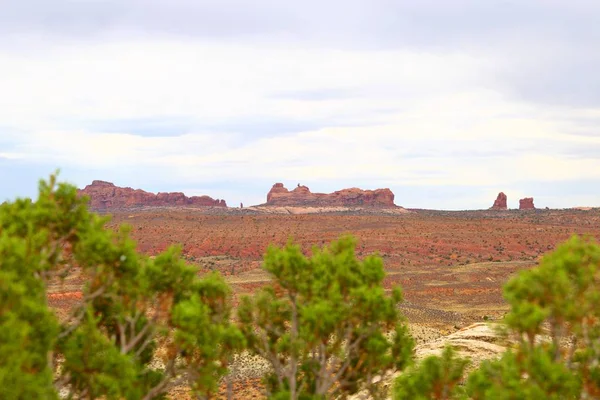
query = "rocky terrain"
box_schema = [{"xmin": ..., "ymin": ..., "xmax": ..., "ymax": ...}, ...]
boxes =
[
  {"xmin": 264, "ymin": 183, "xmax": 399, "ymax": 208},
  {"xmin": 78, "ymin": 180, "xmax": 227, "ymax": 210}
]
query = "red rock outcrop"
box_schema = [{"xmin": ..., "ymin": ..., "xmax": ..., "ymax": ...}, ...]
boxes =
[
  {"xmin": 264, "ymin": 183, "xmax": 397, "ymax": 208},
  {"xmin": 519, "ymin": 197, "xmax": 535, "ymax": 210},
  {"xmin": 79, "ymin": 180, "xmax": 226, "ymax": 210},
  {"xmin": 490, "ymin": 192, "xmax": 507, "ymax": 210}
]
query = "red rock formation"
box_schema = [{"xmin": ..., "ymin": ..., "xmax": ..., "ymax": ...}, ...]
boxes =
[
  {"xmin": 264, "ymin": 183, "xmax": 397, "ymax": 208},
  {"xmin": 519, "ymin": 197, "xmax": 535, "ymax": 210},
  {"xmin": 266, "ymin": 183, "xmax": 290, "ymax": 203},
  {"xmin": 490, "ymin": 192, "xmax": 507, "ymax": 210},
  {"xmin": 78, "ymin": 180, "xmax": 226, "ymax": 210}
]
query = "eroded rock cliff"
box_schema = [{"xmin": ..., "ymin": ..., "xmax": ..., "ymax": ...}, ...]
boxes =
[
  {"xmin": 490, "ymin": 192, "xmax": 508, "ymax": 210},
  {"xmin": 519, "ymin": 197, "xmax": 535, "ymax": 210},
  {"xmin": 264, "ymin": 183, "xmax": 397, "ymax": 208},
  {"xmin": 79, "ymin": 180, "xmax": 227, "ymax": 210}
]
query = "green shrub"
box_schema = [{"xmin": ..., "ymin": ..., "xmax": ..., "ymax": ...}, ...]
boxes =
[
  {"xmin": 394, "ymin": 235, "xmax": 600, "ymax": 400},
  {"xmin": 238, "ymin": 236, "xmax": 414, "ymax": 399},
  {"xmin": 393, "ymin": 346, "xmax": 469, "ymax": 400},
  {"xmin": 467, "ymin": 235, "xmax": 600, "ymax": 399},
  {"xmin": 0, "ymin": 174, "xmax": 244, "ymax": 399}
]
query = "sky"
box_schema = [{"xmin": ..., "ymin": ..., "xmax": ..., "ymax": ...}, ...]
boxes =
[{"xmin": 1, "ymin": 0, "xmax": 599, "ymax": 209}]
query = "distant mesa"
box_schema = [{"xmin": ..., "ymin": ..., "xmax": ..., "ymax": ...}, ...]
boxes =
[
  {"xmin": 264, "ymin": 183, "xmax": 398, "ymax": 208},
  {"xmin": 519, "ymin": 197, "xmax": 535, "ymax": 210},
  {"xmin": 78, "ymin": 180, "xmax": 227, "ymax": 210},
  {"xmin": 490, "ymin": 192, "xmax": 508, "ymax": 210}
]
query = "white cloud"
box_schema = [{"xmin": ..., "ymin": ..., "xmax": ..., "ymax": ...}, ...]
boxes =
[
  {"xmin": 0, "ymin": 39, "xmax": 490, "ymax": 125},
  {"xmin": 0, "ymin": 152, "xmax": 25, "ymax": 160},
  {"xmin": 1, "ymin": 37, "xmax": 599, "ymax": 208}
]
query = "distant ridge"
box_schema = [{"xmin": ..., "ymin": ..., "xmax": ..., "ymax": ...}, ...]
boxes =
[
  {"xmin": 261, "ymin": 182, "xmax": 400, "ymax": 208},
  {"xmin": 78, "ymin": 180, "xmax": 227, "ymax": 210}
]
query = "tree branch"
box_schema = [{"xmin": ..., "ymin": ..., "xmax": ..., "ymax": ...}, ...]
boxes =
[
  {"xmin": 141, "ymin": 356, "xmax": 177, "ymax": 400},
  {"xmin": 58, "ymin": 284, "xmax": 107, "ymax": 339}
]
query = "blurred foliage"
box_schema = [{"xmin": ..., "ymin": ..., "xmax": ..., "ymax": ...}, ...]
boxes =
[
  {"xmin": 467, "ymin": 235, "xmax": 600, "ymax": 399},
  {"xmin": 393, "ymin": 235, "xmax": 600, "ymax": 400},
  {"xmin": 238, "ymin": 236, "xmax": 414, "ymax": 399},
  {"xmin": 0, "ymin": 174, "xmax": 243, "ymax": 399},
  {"xmin": 393, "ymin": 346, "xmax": 469, "ymax": 400}
]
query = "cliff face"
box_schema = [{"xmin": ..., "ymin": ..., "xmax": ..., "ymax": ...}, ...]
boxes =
[
  {"xmin": 265, "ymin": 183, "xmax": 397, "ymax": 208},
  {"xmin": 519, "ymin": 197, "xmax": 535, "ymax": 210},
  {"xmin": 78, "ymin": 180, "xmax": 227, "ymax": 210},
  {"xmin": 490, "ymin": 192, "xmax": 508, "ymax": 210}
]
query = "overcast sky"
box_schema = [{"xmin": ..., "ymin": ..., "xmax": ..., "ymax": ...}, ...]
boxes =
[{"xmin": 1, "ymin": 0, "xmax": 599, "ymax": 209}]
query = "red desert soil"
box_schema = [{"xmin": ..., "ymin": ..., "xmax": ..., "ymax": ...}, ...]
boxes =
[
  {"xmin": 48, "ymin": 208, "xmax": 600, "ymax": 323},
  {"xmin": 46, "ymin": 208, "xmax": 600, "ymax": 397}
]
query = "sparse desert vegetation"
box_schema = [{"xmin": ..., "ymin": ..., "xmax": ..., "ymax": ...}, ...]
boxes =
[
  {"xmin": 4, "ymin": 176, "xmax": 600, "ymax": 399},
  {"xmin": 101, "ymin": 207, "xmax": 600, "ymax": 328}
]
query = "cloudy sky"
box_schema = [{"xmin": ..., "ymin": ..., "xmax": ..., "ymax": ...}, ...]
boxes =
[{"xmin": 1, "ymin": 0, "xmax": 599, "ymax": 209}]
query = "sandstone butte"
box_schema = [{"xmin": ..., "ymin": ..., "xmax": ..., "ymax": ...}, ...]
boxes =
[
  {"xmin": 490, "ymin": 192, "xmax": 508, "ymax": 210},
  {"xmin": 519, "ymin": 197, "xmax": 535, "ymax": 210},
  {"xmin": 78, "ymin": 180, "xmax": 227, "ymax": 210},
  {"xmin": 264, "ymin": 183, "xmax": 397, "ymax": 208}
]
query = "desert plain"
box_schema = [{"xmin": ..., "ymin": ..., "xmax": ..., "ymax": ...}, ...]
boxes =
[{"xmin": 46, "ymin": 205, "xmax": 600, "ymax": 398}]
